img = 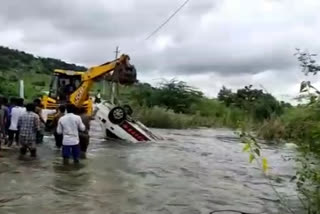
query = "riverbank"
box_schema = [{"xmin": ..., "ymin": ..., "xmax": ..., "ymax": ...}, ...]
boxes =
[{"xmin": 133, "ymin": 105, "xmax": 242, "ymax": 129}]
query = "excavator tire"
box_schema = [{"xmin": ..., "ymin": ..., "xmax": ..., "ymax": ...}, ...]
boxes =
[{"xmin": 108, "ymin": 107, "xmax": 126, "ymax": 124}]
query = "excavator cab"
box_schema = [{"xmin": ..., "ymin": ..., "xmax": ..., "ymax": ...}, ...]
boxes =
[
  {"xmin": 42, "ymin": 69, "xmax": 89, "ymax": 128},
  {"xmin": 48, "ymin": 70, "xmax": 84, "ymax": 102}
]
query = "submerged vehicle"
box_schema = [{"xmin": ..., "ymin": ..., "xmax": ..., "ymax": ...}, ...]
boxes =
[
  {"xmin": 41, "ymin": 54, "xmax": 137, "ymax": 123},
  {"xmin": 95, "ymin": 102, "xmax": 162, "ymax": 143}
]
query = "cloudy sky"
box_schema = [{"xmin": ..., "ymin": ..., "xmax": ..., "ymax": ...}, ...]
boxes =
[{"xmin": 1, "ymin": 0, "xmax": 320, "ymax": 102}]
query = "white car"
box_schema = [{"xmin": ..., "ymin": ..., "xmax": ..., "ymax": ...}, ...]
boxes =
[{"xmin": 95, "ymin": 102, "xmax": 161, "ymax": 143}]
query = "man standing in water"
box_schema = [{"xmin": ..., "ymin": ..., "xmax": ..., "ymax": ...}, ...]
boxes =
[
  {"xmin": 8, "ymin": 98, "xmax": 25, "ymax": 147},
  {"xmin": 57, "ymin": 104, "xmax": 85, "ymax": 164},
  {"xmin": 52, "ymin": 105, "xmax": 66, "ymax": 149},
  {"xmin": 17, "ymin": 103, "xmax": 40, "ymax": 157},
  {"xmin": 33, "ymin": 99, "xmax": 45, "ymax": 144},
  {"xmin": 78, "ymin": 107, "xmax": 90, "ymax": 159},
  {"xmin": 0, "ymin": 97, "xmax": 9, "ymax": 147}
]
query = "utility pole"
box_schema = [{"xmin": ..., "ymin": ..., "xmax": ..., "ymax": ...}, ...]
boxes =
[
  {"xmin": 19, "ymin": 79, "xmax": 24, "ymax": 99},
  {"xmin": 114, "ymin": 46, "xmax": 120, "ymax": 59},
  {"xmin": 111, "ymin": 46, "xmax": 120, "ymax": 105}
]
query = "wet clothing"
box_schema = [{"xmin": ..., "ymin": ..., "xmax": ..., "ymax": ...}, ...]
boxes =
[
  {"xmin": 8, "ymin": 130, "xmax": 19, "ymax": 145},
  {"xmin": 7, "ymin": 105, "xmax": 14, "ymax": 122},
  {"xmin": 80, "ymin": 114, "xmax": 90, "ymax": 132},
  {"xmin": 6, "ymin": 105, "xmax": 14, "ymax": 133},
  {"xmin": 36, "ymin": 130, "xmax": 44, "ymax": 144},
  {"xmin": 79, "ymin": 113, "xmax": 90, "ymax": 153},
  {"xmin": 0, "ymin": 105, "xmax": 9, "ymax": 132},
  {"xmin": 19, "ymin": 135, "xmax": 37, "ymax": 156},
  {"xmin": 79, "ymin": 135, "xmax": 89, "ymax": 153},
  {"xmin": 9, "ymin": 106, "xmax": 26, "ymax": 131},
  {"xmin": 52, "ymin": 112, "xmax": 65, "ymax": 148},
  {"xmin": 18, "ymin": 111, "xmax": 40, "ymax": 156},
  {"xmin": 54, "ymin": 133, "xmax": 63, "ymax": 149},
  {"xmin": 57, "ymin": 113, "xmax": 85, "ymax": 162},
  {"xmin": 57, "ymin": 113, "xmax": 85, "ymax": 146},
  {"xmin": 0, "ymin": 105, "xmax": 9, "ymax": 145},
  {"xmin": 18, "ymin": 112, "xmax": 40, "ymax": 143},
  {"xmin": 35, "ymin": 106, "xmax": 45, "ymax": 144},
  {"xmin": 20, "ymin": 145, "xmax": 36, "ymax": 157},
  {"xmin": 8, "ymin": 106, "xmax": 26, "ymax": 146},
  {"xmin": 62, "ymin": 144, "xmax": 80, "ymax": 160}
]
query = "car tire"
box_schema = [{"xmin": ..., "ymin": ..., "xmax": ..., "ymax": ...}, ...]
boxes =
[{"xmin": 108, "ymin": 106, "xmax": 126, "ymax": 124}]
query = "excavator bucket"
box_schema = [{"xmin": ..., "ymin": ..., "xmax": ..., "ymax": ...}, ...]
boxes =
[
  {"xmin": 114, "ymin": 64, "xmax": 137, "ymax": 85},
  {"xmin": 105, "ymin": 55, "xmax": 137, "ymax": 85}
]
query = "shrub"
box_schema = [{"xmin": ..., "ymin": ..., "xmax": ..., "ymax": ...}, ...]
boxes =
[
  {"xmin": 32, "ymin": 81, "xmax": 45, "ymax": 86},
  {"xmin": 9, "ymin": 75, "xmax": 18, "ymax": 82}
]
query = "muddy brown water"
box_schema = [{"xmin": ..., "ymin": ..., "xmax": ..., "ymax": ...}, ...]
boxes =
[{"xmin": 0, "ymin": 121, "xmax": 302, "ymax": 214}]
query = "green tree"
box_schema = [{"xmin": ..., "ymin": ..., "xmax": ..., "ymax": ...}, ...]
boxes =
[{"xmin": 217, "ymin": 86, "xmax": 234, "ymax": 106}]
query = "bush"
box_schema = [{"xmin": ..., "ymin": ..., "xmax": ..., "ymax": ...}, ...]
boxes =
[
  {"xmin": 9, "ymin": 75, "xmax": 18, "ymax": 82},
  {"xmin": 32, "ymin": 81, "xmax": 45, "ymax": 86},
  {"xmin": 133, "ymin": 106, "xmax": 218, "ymax": 129},
  {"xmin": 218, "ymin": 85, "xmax": 284, "ymax": 122},
  {"xmin": 257, "ymin": 118, "xmax": 286, "ymax": 140},
  {"xmin": 134, "ymin": 106, "xmax": 186, "ymax": 129}
]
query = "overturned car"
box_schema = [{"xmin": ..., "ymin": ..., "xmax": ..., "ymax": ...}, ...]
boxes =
[{"xmin": 95, "ymin": 102, "xmax": 161, "ymax": 143}]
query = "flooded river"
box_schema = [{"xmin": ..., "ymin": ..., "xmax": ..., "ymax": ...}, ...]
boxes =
[{"xmin": 0, "ymin": 121, "xmax": 301, "ymax": 214}]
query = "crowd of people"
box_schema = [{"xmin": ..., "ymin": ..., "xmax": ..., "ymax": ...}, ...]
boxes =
[{"xmin": 0, "ymin": 97, "xmax": 90, "ymax": 164}]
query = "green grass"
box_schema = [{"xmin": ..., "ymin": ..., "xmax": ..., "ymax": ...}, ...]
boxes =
[
  {"xmin": 130, "ymin": 102, "xmax": 248, "ymax": 129},
  {"xmin": 23, "ymin": 72, "xmax": 51, "ymax": 100},
  {"xmin": 132, "ymin": 106, "xmax": 217, "ymax": 129}
]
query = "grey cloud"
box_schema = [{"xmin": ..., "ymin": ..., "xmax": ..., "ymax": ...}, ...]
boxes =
[
  {"xmin": 159, "ymin": 47, "xmax": 297, "ymax": 75},
  {"xmin": 0, "ymin": 0, "xmax": 215, "ymax": 41},
  {"xmin": 0, "ymin": 0, "xmax": 319, "ymax": 87}
]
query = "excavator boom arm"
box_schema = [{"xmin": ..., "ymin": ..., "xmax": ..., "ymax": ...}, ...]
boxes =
[
  {"xmin": 82, "ymin": 54, "xmax": 130, "ymax": 81},
  {"xmin": 82, "ymin": 60, "xmax": 117, "ymax": 81},
  {"xmin": 69, "ymin": 54, "xmax": 135, "ymax": 106}
]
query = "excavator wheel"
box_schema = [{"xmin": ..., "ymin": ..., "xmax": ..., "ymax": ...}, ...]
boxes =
[{"xmin": 108, "ymin": 107, "xmax": 126, "ymax": 124}]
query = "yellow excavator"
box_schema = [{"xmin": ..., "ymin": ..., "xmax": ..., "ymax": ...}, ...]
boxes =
[{"xmin": 41, "ymin": 54, "xmax": 137, "ymax": 123}]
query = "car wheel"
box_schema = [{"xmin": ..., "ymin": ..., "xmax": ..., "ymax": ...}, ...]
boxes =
[{"xmin": 108, "ymin": 106, "xmax": 126, "ymax": 124}]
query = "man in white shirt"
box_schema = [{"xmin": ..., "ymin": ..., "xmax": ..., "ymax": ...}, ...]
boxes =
[
  {"xmin": 8, "ymin": 98, "xmax": 26, "ymax": 147},
  {"xmin": 57, "ymin": 104, "xmax": 85, "ymax": 164}
]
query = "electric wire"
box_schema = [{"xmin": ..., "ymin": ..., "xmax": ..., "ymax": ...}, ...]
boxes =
[{"xmin": 145, "ymin": 0, "xmax": 191, "ymax": 40}]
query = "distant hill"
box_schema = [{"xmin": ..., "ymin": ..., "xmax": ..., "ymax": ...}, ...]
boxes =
[
  {"xmin": 0, "ymin": 46, "xmax": 87, "ymax": 99},
  {"xmin": 0, "ymin": 46, "xmax": 86, "ymax": 74}
]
